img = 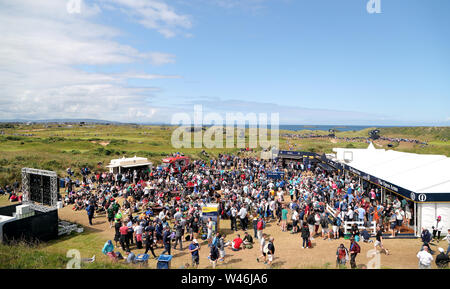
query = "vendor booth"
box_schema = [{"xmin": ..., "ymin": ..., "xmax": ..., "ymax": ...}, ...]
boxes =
[
  {"xmin": 200, "ymin": 204, "xmax": 220, "ymax": 234},
  {"xmin": 106, "ymin": 156, "xmax": 152, "ymax": 174}
]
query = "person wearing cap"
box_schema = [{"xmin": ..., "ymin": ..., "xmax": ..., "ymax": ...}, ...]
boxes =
[
  {"xmin": 417, "ymin": 246, "xmax": 433, "ymax": 269},
  {"xmin": 432, "ymin": 216, "xmax": 443, "ymax": 241},
  {"xmin": 189, "ymin": 239, "xmax": 200, "ymax": 268},
  {"xmin": 435, "ymin": 247, "xmax": 450, "ymax": 268}
]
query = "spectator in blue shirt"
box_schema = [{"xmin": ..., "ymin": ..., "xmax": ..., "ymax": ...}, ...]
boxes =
[{"xmin": 189, "ymin": 239, "xmax": 200, "ymax": 268}]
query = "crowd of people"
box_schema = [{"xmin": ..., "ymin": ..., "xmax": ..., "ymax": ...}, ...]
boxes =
[
  {"xmin": 281, "ymin": 133, "xmax": 428, "ymax": 146},
  {"xmin": 0, "ymin": 181, "xmax": 22, "ymax": 203},
  {"xmin": 63, "ymin": 152, "xmax": 448, "ymax": 269},
  {"xmin": 3, "ymin": 149, "xmax": 447, "ymax": 269}
]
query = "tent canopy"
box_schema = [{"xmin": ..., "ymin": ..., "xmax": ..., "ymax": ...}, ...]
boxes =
[{"xmin": 332, "ymin": 143, "xmax": 450, "ymax": 195}]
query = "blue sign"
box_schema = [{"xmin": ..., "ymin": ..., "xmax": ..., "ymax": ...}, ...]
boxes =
[{"xmin": 267, "ymin": 171, "xmax": 285, "ymax": 179}]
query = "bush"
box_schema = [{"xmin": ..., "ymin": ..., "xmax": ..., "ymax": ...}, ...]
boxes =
[{"xmin": 109, "ymin": 139, "xmax": 128, "ymax": 145}]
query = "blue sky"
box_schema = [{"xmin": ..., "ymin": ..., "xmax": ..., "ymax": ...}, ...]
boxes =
[{"xmin": 1, "ymin": 0, "xmax": 449, "ymax": 125}]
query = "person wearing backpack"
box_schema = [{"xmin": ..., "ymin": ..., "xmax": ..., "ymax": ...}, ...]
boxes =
[
  {"xmin": 349, "ymin": 237, "xmax": 361, "ymax": 269},
  {"xmin": 209, "ymin": 244, "xmax": 219, "ymax": 269},
  {"xmin": 307, "ymin": 213, "xmax": 315, "ymax": 240},
  {"xmin": 333, "ymin": 216, "xmax": 341, "ymax": 240}
]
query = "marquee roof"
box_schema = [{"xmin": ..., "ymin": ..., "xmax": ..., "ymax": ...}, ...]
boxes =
[{"xmin": 332, "ymin": 144, "xmax": 450, "ymax": 194}]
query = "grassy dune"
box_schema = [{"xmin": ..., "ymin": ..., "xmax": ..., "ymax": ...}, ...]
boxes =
[{"xmin": 0, "ymin": 124, "xmax": 449, "ymax": 186}]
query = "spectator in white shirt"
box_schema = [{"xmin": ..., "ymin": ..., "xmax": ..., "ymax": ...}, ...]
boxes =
[
  {"xmin": 238, "ymin": 206, "xmax": 248, "ymax": 231},
  {"xmin": 417, "ymin": 246, "xmax": 433, "ymax": 269}
]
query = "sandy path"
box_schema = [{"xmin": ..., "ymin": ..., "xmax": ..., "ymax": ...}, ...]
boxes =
[{"xmin": 57, "ymin": 202, "xmax": 431, "ymax": 269}]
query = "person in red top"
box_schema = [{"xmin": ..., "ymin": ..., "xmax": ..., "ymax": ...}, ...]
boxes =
[
  {"xmin": 119, "ymin": 222, "xmax": 130, "ymax": 251},
  {"xmin": 232, "ymin": 234, "xmax": 243, "ymax": 251}
]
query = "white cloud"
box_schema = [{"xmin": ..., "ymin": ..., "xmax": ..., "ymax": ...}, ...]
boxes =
[
  {"xmin": 0, "ymin": 0, "xmax": 182, "ymax": 122},
  {"xmin": 99, "ymin": 0, "xmax": 193, "ymax": 38}
]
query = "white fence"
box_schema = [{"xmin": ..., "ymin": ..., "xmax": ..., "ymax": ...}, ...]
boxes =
[
  {"xmin": 344, "ymin": 221, "xmax": 377, "ymax": 235},
  {"xmin": 326, "ymin": 204, "xmax": 337, "ymax": 218}
]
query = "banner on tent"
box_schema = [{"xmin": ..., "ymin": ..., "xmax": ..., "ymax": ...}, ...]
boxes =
[{"xmin": 339, "ymin": 162, "xmax": 450, "ymax": 203}]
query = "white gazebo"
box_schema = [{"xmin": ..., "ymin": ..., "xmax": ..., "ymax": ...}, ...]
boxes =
[{"xmin": 106, "ymin": 156, "xmax": 152, "ymax": 174}]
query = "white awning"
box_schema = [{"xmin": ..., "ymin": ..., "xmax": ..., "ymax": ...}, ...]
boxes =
[{"xmin": 333, "ymin": 144, "xmax": 450, "ymax": 195}]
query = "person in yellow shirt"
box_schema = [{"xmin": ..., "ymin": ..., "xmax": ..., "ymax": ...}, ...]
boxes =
[{"xmin": 270, "ymin": 190, "xmax": 275, "ymax": 197}]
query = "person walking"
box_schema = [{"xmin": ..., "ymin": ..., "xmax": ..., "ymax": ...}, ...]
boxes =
[
  {"xmin": 417, "ymin": 246, "xmax": 433, "ymax": 269},
  {"xmin": 189, "ymin": 239, "xmax": 200, "ymax": 268},
  {"xmin": 349, "ymin": 237, "xmax": 361, "ymax": 269},
  {"xmin": 161, "ymin": 226, "xmax": 172, "ymax": 256},
  {"xmin": 209, "ymin": 244, "xmax": 219, "ymax": 269},
  {"xmin": 266, "ymin": 237, "xmax": 275, "ymax": 266},
  {"xmin": 144, "ymin": 229, "xmax": 157, "ymax": 259},
  {"xmin": 119, "ymin": 222, "xmax": 130, "ymax": 251},
  {"xmin": 336, "ymin": 243, "xmax": 349, "ymax": 268},
  {"xmin": 217, "ymin": 234, "xmax": 226, "ymax": 262},
  {"xmin": 173, "ymin": 220, "xmax": 184, "ymax": 250},
  {"xmin": 86, "ymin": 202, "xmax": 95, "ymax": 225},
  {"xmin": 256, "ymin": 217, "xmax": 265, "ymax": 240},
  {"xmin": 291, "ymin": 209, "xmax": 299, "ymax": 234},
  {"xmin": 281, "ymin": 205, "xmax": 288, "ymax": 232},
  {"xmin": 374, "ymin": 225, "xmax": 389, "ymax": 255},
  {"xmin": 257, "ymin": 233, "xmax": 267, "ymax": 264}
]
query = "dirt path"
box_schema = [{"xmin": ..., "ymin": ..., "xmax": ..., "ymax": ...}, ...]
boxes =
[{"xmin": 57, "ymin": 202, "xmax": 430, "ymax": 269}]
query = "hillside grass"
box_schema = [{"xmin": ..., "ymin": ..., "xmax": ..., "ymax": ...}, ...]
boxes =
[{"xmin": 0, "ymin": 124, "xmax": 449, "ymax": 186}]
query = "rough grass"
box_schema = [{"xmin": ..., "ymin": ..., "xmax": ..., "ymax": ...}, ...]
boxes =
[
  {"xmin": 0, "ymin": 242, "xmax": 130, "ymax": 269},
  {"xmin": 0, "ymin": 124, "xmax": 449, "ymax": 186}
]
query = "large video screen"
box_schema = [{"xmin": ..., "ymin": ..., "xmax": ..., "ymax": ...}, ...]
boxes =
[{"xmin": 29, "ymin": 173, "xmax": 52, "ymax": 206}]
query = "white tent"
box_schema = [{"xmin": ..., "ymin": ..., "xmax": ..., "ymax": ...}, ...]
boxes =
[
  {"xmin": 331, "ymin": 143, "xmax": 450, "ymax": 236},
  {"xmin": 106, "ymin": 156, "xmax": 152, "ymax": 173}
]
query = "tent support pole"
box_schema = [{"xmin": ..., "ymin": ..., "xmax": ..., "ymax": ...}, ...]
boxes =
[{"xmin": 414, "ymin": 202, "xmax": 417, "ymax": 237}]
